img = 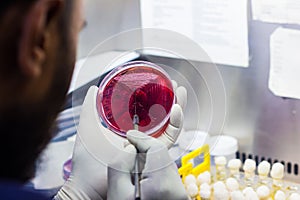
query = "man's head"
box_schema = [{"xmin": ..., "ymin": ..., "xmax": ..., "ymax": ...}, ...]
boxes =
[{"xmin": 0, "ymin": 0, "xmax": 84, "ymax": 182}]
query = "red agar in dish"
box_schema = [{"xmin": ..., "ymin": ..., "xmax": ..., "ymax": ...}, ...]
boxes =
[{"xmin": 97, "ymin": 61, "xmax": 174, "ymax": 138}]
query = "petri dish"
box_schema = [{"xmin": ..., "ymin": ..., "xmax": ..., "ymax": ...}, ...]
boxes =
[{"xmin": 97, "ymin": 61, "xmax": 175, "ymax": 138}]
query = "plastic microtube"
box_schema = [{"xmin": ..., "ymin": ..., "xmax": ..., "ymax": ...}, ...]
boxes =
[
  {"xmin": 231, "ymin": 191, "xmax": 246, "ymax": 200},
  {"xmin": 226, "ymin": 177, "xmax": 239, "ymax": 191},
  {"xmin": 199, "ymin": 183, "xmax": 211, "ymax": 200},
  {"xmin": 274, "ymin": 190, "xmax": 286, "ymax": 200},
  {"xmin": 270, "ymin": 163, "xmax": 284, "ymax": 189},
  {"xmin": 215, "ymin": 156, "xmax": 227, "ymax": 181},
  {"xmin": 286, "ymin": 185, "xmax": 299, "ymax": 192},
  {"xmin": 186, "ymin": 183, "xmax": 198, "ymax": 198},
  {"xmin": 197, "ymin": 171, "xmax": 211, "ymax": 186},
  {"xmin": 228, "ymin": 159, "xmax": 242, "ymax": 179},
  {"xmin": 258, "ymin": 161, "xmax": 271, "ymax": 185},
  {"xmin": 256, "ymin": 185, "xmax": 271, "ymax": 200},
  {"xmin": 184, "ymin": 174, "xmax": 197, "ymax": 186},
  {"xmin": 243, "ymin": 159, "xmax": 256, "ymax": 186},
  {"xmin": 289, "ymin": 193, "xmax": 300, "ymax": 200}
]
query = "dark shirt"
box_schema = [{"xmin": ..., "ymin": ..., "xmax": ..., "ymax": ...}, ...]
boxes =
[{"xmin": 0, "ymin": 181, "xmax": 49, "ymax": 200}]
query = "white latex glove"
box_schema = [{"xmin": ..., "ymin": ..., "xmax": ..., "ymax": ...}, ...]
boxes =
[
  {"xmin": 106, "ymin": 144, "xmax": 138, "ymax": 200},
  {"xmin": 108, "ymin": 130, "xmax": 189, "ymax": 200},
  {"xmin": 55, "ymin": 82, "xmax": 187, "ymax": 200},
  {"xmin": 157, "ymin": 80, "xmax": 187, "ymax": 149},
  {"xmin": 54, "ymin": 86, "xmax": 130, "ymax": 200}
]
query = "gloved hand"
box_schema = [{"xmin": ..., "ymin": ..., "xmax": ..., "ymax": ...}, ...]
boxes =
[
  {"xmin": 54, "ymin": 85, "xmax": 129, "ymax": 200},
  {"xmin": 107, "ymin": 130, "xmax": 189, "ymax": 200},
  {"xmin": 108, "ymin": 80, "xmax": 187, "ymax": 200},
  {"xmin": 55, "ymin": 81, "xmax": 187, "ymax": 200}
]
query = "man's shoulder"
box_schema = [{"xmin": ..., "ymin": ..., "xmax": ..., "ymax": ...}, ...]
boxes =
[{"xmin": 0, "ymin": 181, "xmax": 50, "ymax": 200}]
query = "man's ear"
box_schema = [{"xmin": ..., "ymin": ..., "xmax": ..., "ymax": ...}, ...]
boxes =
[{"xmin": 18, "ymin": 0, "xmax": 64, "ymax": 78}]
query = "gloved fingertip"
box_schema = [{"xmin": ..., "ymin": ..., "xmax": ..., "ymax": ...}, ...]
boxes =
[
  {"xmin": 170, "ymin": 104, "xmax": 184, "ymax": 128},
  {"xmin": 127, "ymin": 130, "xmax": 155, "ymax": 153},
  {"xmin": 86, "ymin": 85, "xmax": 99, "ymax": 97},
  {"xmin": 171, "ymin": 80, "xmax": 178, "ymax": 90},
  {"xmin": 123, "ymin": 143, "xmax": 137, "ymax": 154},
  {"xmin": 176, "ymin": 85, "xmax": 187, "ymax": 94},
  {"xmin": 176, "ymin": 86, "xmax": 187, "ymax": 110},
  {"xmin": 127, "ymin": 130, "xmax": 149, "ymax": 141},
  {"xmin": 123, "ymin": 140, "xmax": 130, "ymax": 148},
  {"xmin": 89, "ymin": 85, "xmax": 99, "ymax": 91},
  {"xmin": 82, "ymin": 85, "xmax": 99, "ymax": 109}
]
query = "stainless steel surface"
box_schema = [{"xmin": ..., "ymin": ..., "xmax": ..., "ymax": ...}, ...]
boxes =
[{"xmin": 79, "ymin": 1, "xmax": 300, "ymax": 182}]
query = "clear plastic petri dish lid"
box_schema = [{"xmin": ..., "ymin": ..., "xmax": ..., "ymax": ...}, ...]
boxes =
[{"xmin": 96, "ymin": 61, "xmax": 175, "ymax": 138}]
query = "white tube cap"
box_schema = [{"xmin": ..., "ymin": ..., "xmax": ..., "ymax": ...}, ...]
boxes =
[
  {"xmin": 228, "ymin": 159, "xmax": 242, "ymax": 169},
  {"xmin": 243, "ymin": 159, "xmax": 256, "ymax": 172},
  {"xmin": 289, "ymin": 193, "xmax": 300, "ymax": 200},
  {"xmin": 274, "ymin": 190, "xmax": 286, "ymax": 200},
  {"xmin": 258, "ymin": 161, "xmax": 271, "ymax": 175},
  {"xmin": 215, "ymin": 156, "xmax": 227, "ymax": 166},
  {"xmin": 256, "ymin": 185, "xmax": 270, "ymax": 198},
  {"xmin": 271, "ymin": 162, "xmax": 284, "ymax": 179},
  {"xmin": 226, "ymin": 178, "xmax": 239, "ymax": 191}
]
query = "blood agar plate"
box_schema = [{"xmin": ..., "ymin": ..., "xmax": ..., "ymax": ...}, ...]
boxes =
[{"xmin": 97, "ymin": 61, "xmax": 175, "ymax": 138}]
